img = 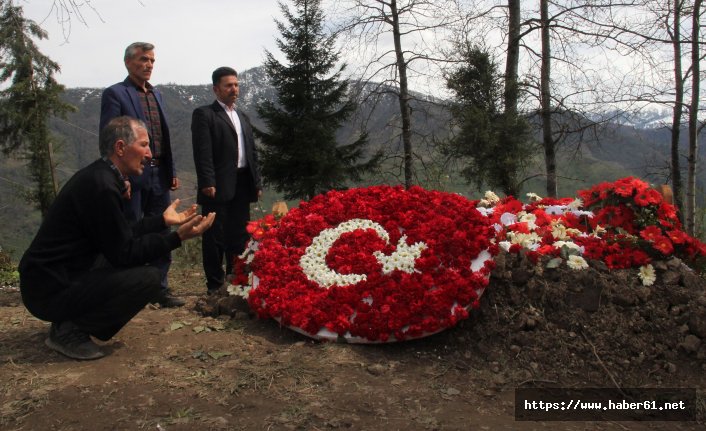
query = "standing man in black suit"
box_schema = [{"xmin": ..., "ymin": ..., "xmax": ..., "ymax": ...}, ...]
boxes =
[
  {"xmin": 191, "ymin": 67, "xmax": 262, "ymax": 294},
  {"xmin": 100, "ymin": 42, "xmax": 183, "ymax": 307}
]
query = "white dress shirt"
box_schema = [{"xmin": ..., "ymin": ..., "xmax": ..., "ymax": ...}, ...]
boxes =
[{"xmin": 217, "ymin": 100, "xmax": 247, "ymax": 168}]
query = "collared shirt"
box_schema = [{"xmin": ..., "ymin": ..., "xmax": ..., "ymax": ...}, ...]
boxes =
[
  {"xmin": 135, "ymin": 82, "xmax": 163, "ymax": 159},
  {"xmin": 216, "ymin": 100, "xmax": 246, "ymax": 168}
]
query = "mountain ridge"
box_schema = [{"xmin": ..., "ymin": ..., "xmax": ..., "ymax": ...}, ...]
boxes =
[{"xmin": 1, "ymin": 66, "xmax": 702, "ymax": 258}]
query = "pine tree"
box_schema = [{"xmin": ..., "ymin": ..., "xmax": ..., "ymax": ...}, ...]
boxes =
[
  {"xmin": 0, "ymin": 0, "xmax": 75, "ymax": 216},
  {"xmin": 444, "ymin": 45, "xmax": 535, "ymax": 197},
  {"xmin": 256, "ymin": 0, "xmax": 379, "ymax": 200}
]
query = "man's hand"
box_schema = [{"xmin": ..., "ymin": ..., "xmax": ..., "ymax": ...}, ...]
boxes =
[
  {"xmin": 201, "ymin": 187, "xmax": 216, "ymax": 198},
  {"xmin": 163, "ymin": 198, "xmax": 198, "ymax": 226},
  {"xmin": 176, "ymin": 212, "xmax": 216, "ymax": 241},
  {"xmin": 171, "ymin": 177, "xmax": 180, "ymax": 191}
]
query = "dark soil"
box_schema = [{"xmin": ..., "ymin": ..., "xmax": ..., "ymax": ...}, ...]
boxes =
[{"xmin": 2, "ymin": 253, "xmax": 705, "ymax": 430}]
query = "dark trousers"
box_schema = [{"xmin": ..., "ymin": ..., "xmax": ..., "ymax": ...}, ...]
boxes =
[
  {"xmin": 201, "ymin": 170, "xmax": 253, "ymax": 291},
  {"xmin": 125, "ymin": 164, "xmax": 172, "ymax": 291},
  {"xmin": 21, "ymin": 266, "xmax": 161, "ymax": 341}
]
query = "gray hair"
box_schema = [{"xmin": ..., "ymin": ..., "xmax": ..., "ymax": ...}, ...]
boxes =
[
  {"xmin": 124, "ymin": 42, "xmax": 155, "ymax": 61},
  {"xmin": 99, "ymin": 117, "xmax": 147, "ymax": 157}
]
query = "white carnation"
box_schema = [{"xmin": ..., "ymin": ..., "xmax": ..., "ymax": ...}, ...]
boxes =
[
  {"xmin": 567, "ymin": 255, "xmax": 589, "ymax": 270},
  {"xmin": 227, "ymin": 283, "xmax": 252, "ymax": 299},
  {"xmin": 638, "ymin": 264, "xmax": 656, "ymax": 286},
  {"xmin": 567, "ymin": 198, "xmax": 583, "ymax": 210},
  {"xmin": 500, "ymin": 212, "xmax": 517, "ymax": 226},
  {"xmin": 508, "ymin": 232, "xmax": 541, "ymax": 249},
  {"xmin": 499, "ymin": 241, "xmax": 512, "ymax": 252},
  {"xmin": 484, "ymin": 190, "xmax": 500, "ymax": 204},
  {"xmin": 475, "ymin": 206, "xmax": 494, "ymax": 217},
  {"xmin": 526, "ymin": 192, "xmax": 542, "ymax": 202},
  {"xmin": 518, "ymin": 212, "xmax": 538, "ymax": 229}
]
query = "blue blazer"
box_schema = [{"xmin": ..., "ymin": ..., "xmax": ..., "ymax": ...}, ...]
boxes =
[{"xmin": 99, "ymin": 78, "xmax": 176, "ymax": 186}]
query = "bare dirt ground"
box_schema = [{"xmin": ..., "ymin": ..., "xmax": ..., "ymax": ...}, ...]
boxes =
[{"xmin": 1, "ymin": 253, "xmax": 705, "ymax": 431}]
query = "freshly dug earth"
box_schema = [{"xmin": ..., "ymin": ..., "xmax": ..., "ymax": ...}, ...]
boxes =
[{"xmin": 1, "ymin": 253, "xmax": 705, "ymax": 430}]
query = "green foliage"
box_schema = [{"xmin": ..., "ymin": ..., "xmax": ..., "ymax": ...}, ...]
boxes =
[
  {"xmin": 255, "ymin": 0, "xmax": 380, "ymax": 200},
  {"xmin": 0, "ymin": 246, "xmax": 19, "ymax": 286},
  {"xmin": 0, "ymin": 0, "xmax": 75, "ymax": 216},
  {"xmin": 443, "ymin": 45, "xmax": 537, "ymax": 197}
]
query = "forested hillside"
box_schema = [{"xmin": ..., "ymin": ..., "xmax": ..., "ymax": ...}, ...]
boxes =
[{"xmin": 0, "ymin": 66, "xmax": 700, "ymax": 258}]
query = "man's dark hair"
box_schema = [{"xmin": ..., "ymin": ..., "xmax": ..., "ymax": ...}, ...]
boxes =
[
  {"xmin": 212, "ymin": 67, "xmax": 238, "ymax": 85},
  {"xmin": 99, "ymin": 116, "xmax": 147, "ymax": 157},
  {"xmin": 124, "ymin": 42, "xmax": 155, "ymax": 61}
]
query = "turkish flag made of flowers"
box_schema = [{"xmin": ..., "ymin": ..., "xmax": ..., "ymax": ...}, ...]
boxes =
[{"xmin": 247, "ymin": 186, "xmax": 497, "ymax": 343}]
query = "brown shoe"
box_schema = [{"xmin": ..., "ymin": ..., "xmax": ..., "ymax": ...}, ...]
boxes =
[{"xmin": 45, "ymin": 322, "xmax": 105, "ymax": 360}]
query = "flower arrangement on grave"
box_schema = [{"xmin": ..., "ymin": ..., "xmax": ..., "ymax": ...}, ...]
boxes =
[
  {"xmin": 479, "ymin": 177, "xmax": 706, "ymax": 286},
  {"xmin": 234, "ymin": 185, "xmax": 496, "ymax": 343},
  {"xmin": 228, "ymin": 178, "xmax": 706, "ymax": 342}
]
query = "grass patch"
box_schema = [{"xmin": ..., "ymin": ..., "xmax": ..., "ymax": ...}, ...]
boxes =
[{"xmin": 0, "ymin": 247, "xmax": 19, "ymax": 288}]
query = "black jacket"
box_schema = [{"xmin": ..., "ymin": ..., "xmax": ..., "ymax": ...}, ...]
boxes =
[
  {"xmin": 19, "ymin": 159, "xmax": 182, "ymax": 302},
  {"xmin": 191, "ymin": 101, "xmax": 262, "ymax": 205}
]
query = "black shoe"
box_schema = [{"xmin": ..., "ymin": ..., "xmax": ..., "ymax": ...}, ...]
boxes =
[
  {"xmin": 156, "ymin": 293, "xmax": 185, "ymax": 308},
  {"xmin": 45, "ymin": 322, "xmax": 105, "ymax": 360},
  {"xmin": 207, "ymin": 281, "xmax": 228, "ymax": 296}
]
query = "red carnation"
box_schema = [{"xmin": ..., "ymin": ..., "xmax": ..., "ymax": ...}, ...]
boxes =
[
  {"xmin": 657, "ymin": 203, "xmax": 679, "ymax": 225},
  {"xmin": 652, "ymin": 236, "xmax": 674, "ymax": 256},
  {"xmin": 633, "ymin": 188, "xmax": 662, "ymax": 207},
  {"xmin": 613, "ymin": 180, "xmax": 635, "ymax": 197},
  {"xmin": 667, "ymin": 230, "xmax": 689, "ymax": 245},
  {"xmin": 640, "ymin": 225, "xmax": 663, "ymax": 242}
]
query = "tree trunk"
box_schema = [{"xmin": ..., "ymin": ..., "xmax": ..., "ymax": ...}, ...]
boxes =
[
  {"xmin": 47, "ymin": 138, "xmax": 59, "ymax": 196},
  {"xmin": 671, "ymin": 0, "xmax": 685, "ymax": 223},
  {"xmin": 504, "ymin": 0, "xmax": 520, "ymax": 117},
  {"xmin": 36, "ymin": 127, "xmax": 55, "ymax": 218},
  {"xmin": 29, "ymin": 53, "xmax": 58, "ymax": 216},
  {"xmin": 501, "ymin": 0, "xmax": 523, "ymax": 197},
  {"xmin": 540, "ymin": 0, "xmax": 556, "ymax": 197},
  {"xmin": 390, "ymin": 0, "xmax": 414, "ymax": 189},
  {"xmin": 686, "ymin": 0, "xmax": 702, "ymax": 235}
]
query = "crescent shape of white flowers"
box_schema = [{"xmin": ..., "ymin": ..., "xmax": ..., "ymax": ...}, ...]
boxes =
[{"xmin": 299, "ymin": 218, "xmax": 427, "ymax": 288}]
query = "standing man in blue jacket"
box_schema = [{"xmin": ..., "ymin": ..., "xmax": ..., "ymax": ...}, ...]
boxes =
[{"xmin": 100, "ymin": 42, "xmax": 183, "ymax": 308}]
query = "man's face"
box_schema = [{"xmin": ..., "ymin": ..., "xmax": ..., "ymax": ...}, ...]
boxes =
[
  {"xmin": 117, "ymin": 127, "xmax": 151, "ymax": 176},
  {"xmin": 125, "ymin": 49, "xmax": 155, "ymax": 84},
  {"xmin": 213, "ymin": 75, "xmax": 239, "ymax": 107}
]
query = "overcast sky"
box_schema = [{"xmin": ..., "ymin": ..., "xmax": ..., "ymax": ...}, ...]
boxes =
[{"xmin": 20, "ymin": 0, "xmax": 285, "ymax": 88}]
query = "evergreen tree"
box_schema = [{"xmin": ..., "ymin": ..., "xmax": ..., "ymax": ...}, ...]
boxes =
[
  {"xmin": 256, "ymin": 0, "xmax": 379, "ymax": 200},
  {"xmin": 0, "ymin": 0, "xmax": 74, "ymax": 216},
  {"xmin": 444, "ymin": 45, "xmax": 535, "ymax": 197}
]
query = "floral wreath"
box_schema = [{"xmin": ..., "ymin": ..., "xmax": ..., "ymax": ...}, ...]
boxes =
[
  {"xmin": 244, "ymin": 186, "xmax": 496, "ymax": 343},
  {"xmin": 230, "ymin": 177, "xmax": 706, "ymax": 342},
  {"xmin": 477, "ymin": 177, "xmax": 706, "ymax": 286}
]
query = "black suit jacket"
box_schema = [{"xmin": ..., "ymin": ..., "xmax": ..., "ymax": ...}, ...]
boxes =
[{"xmin": 191, "ymin": 101, "xmax": 262, "ymax": 205}]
